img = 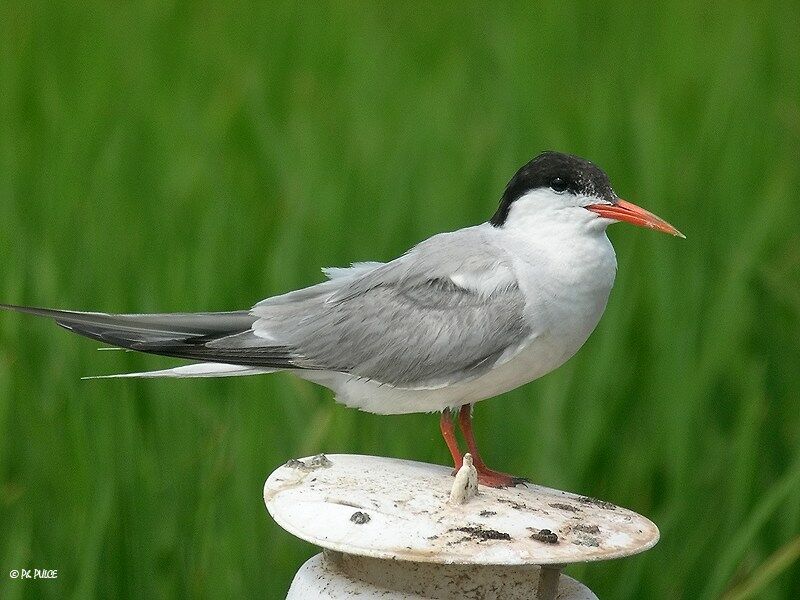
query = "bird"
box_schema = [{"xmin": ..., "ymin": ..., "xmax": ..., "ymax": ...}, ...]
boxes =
[{"xmin": 1, "ymin": 151, "xmax": 683, "ymax": 487}]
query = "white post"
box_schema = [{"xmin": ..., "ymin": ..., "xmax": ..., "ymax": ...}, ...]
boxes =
[{"xmin": 265, "ymin": 454, "xmax": 659, "ymax": 599}]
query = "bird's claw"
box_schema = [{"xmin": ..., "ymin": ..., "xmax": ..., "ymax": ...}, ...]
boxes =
[{"xmin": 477, "ymin": 471, "xmax": 529, "ymax": 488}]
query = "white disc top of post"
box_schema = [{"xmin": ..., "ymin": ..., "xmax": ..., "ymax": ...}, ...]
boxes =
[{"xmin": 264, "ymin": 454, "xmax": 659, "ymax": 565}]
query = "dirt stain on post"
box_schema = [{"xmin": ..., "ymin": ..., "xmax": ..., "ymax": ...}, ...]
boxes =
[{"xmin": 448, "ymin": 525, "xmax": 512, "ymax": 542}]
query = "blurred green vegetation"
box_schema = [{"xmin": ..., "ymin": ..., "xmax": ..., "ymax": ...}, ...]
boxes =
[{"xmin": 1, "ymin": 1, "xmax": 799, "ymax": 598}]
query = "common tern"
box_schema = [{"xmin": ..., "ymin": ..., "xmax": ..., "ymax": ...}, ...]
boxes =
[{"xmin": 1, "ymin": 151, "xmax": 683, "ymax": 487}]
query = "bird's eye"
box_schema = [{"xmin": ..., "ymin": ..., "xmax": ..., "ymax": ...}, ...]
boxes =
[{"xmin": 550, "ymin": 177, "xmax": 568, "ymax": 193}]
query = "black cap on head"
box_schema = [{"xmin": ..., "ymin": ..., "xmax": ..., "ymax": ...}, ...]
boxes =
[{"xmin": 490, "ymin": 151, "xmax": 616, "ymax": 226}]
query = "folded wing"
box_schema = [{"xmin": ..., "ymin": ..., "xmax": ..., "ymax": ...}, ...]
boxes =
[
  {"xmin": 1, "ymin": 229, "xmax": 531, "ymax": 386},
  {"xmin": 247, "ymin": 229, "xmax": 531, "ymax": 388}
]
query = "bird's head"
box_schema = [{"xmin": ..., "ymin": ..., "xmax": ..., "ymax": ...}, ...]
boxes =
[{"xmin": 490, "ymin": 151, "xmax": 684, "ymax": 238}]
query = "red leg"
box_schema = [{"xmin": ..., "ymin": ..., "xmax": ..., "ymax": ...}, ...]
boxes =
[
  {"xmin": 458, "ymin": 405, "xmax": 527, "ymax": 488},
  {"xmin": 439, "ymin": 408, "xmax": 463, "ymax": 471}
]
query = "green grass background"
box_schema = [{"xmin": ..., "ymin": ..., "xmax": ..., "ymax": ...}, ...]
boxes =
[{"xmin": 1, "ymin": 1, "xmax": 799, "ymax": 598}]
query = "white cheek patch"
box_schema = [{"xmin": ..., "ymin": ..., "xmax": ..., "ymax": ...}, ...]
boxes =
[
  {"xmin": 503, "ymin": 188, "xmax": 576, "ymax": 225},
  {"xmin": 514, "ymin": 188, "xmax": 584, "ymax": 210}
]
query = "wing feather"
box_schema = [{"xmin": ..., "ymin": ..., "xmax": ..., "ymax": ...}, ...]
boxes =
[{"xmin": 248, "ymin": 228, "xmax": 530, "ymax": 387}]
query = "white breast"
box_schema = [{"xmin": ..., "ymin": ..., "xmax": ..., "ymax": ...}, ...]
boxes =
[{"xmin": 476, "ymin": 220, "xmax": 618, "ymax": 397}]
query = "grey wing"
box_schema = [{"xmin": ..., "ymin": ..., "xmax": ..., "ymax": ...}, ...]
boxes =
[
  {"xmin": 1, "ymin": 231, "xmax": 530, "ymax": 385},
  {"xmin": 241, "ymin": 230, "xmax": 531, "ymax": 387}
]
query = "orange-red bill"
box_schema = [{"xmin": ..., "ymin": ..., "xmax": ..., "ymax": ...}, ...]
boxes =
[{"xmin": 586, "ymin": 199, "xmax": 685, "ymax": 238}]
